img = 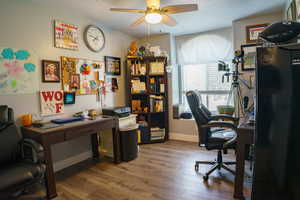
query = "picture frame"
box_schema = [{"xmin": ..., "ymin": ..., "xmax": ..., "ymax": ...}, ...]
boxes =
[
  {"xmin": 54, "ymin": 20, "xmax": 79, "ymax": 50},
  {"xmin": 241, "ymin": 43, "xmax": 262, "ymax": 71},
  {"xmin": 64, "ymin": 92, "xmax": 76, "ymax": 104},
  {"xmin": 42, "ymin": 60, "xmax": 60, "ymax": 82},
  {"xmin": 104, "ymin": 56, "xmax": 121, "ymax": 76},
  {"xmin": 246, "ymin": 24, "xmax": 269, "ymax": 44},
  {"xmin": 70, "ymin": 74, "xmax": 80, "ymax": 89}
]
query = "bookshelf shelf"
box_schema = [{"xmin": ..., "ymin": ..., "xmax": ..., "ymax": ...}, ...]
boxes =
[
  {"xmin": 127, "ymin": 56, "xmax": 169, "ymax": 144},
  {"xmin": 149, "ymin": 74, "xmax": 165, "ymax": 76}
]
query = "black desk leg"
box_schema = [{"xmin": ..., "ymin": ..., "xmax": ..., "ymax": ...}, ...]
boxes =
[
  {"xmin": 91, "ymin": 133, "xmax": 100, "ymax": 161},
  {"xmin": 112, "ymin": 126, "xmax": 121, "ymax": 164}
]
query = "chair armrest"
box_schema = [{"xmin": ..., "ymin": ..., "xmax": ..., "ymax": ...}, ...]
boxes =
[
  {"xmin": 223, "ymin": 133, "xmax": 237, "ymax": 148},
  {"xmin": 21, "ymin": 139, "xmax": 44, "ymax": 163},
  {"xmin": 210, "ymin": 114, "xmax": 239, "ymax": 122},
  {"xmin": 202, "ymin": 121, "xmax": 236, "ymax": 130}
]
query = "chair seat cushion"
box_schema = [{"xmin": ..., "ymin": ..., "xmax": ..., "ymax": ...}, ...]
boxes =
[
  {"xmin": 206, "ymin": 129, "xmax": 236, "ymax": 150},
  {"xmin": 0, "ymin": 162, "xmax": 45, "ymax": 190}
]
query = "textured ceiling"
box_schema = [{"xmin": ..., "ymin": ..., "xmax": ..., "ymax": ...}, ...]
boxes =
[{"xmin": 34, "ymin": 0, "xmax": 286, "ymax": 37}]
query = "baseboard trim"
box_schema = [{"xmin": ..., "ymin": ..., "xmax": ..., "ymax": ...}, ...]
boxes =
[
  {"xmin": 169, "ymin": 132, "xmax": 198, "ymax": 143},
  {"xmin": 53, "ymin": 151, "xmax": 92, "ymax": 172}
]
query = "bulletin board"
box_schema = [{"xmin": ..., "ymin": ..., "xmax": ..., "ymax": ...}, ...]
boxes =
[{"xmin": 61, "ymin": 56, "xmax": 105, "ymax": 95}]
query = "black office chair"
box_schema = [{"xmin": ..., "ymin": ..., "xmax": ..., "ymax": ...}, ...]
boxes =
[
  {"xmin": 186, "ymin": 91, "xmax": 237, "ymax": 181},
  {"xmin": 0, "ymin": 105, "xmax": 46, "ymax": 199},
  {"xmin": 194, "ymin": 90, "xmax": 239, "ymax": 125}
]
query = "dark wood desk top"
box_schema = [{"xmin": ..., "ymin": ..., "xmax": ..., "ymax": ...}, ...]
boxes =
[
  {"xmin": 238, "ymin": 122, "xmax": 255, "ymax": 130},
  {"xmin": 22, "ymin": 116, "xmax": 118, "ymax": 135}
]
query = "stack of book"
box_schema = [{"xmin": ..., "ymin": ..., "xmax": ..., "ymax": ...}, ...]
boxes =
[
  {"xmin": 131, "ymin": 78, "xmax": 146, "ymax": 94},
  {"xmin": 150, "ymin": 95, "xmax": 164, "ymax": 112},
  {"xmin": 149, "ymin": 77, "xmax": 165, "ymax": 93},
  {"xmin": 130, "ymin": 63, "xmax": 146, "ymax": 75},
  {"xmin": 151, "ymin": 127, "xmax": 165, "ymax": 141}
]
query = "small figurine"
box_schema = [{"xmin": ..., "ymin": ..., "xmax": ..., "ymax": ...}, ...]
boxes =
[
  {"xmin": 144, "ymin": 43, "xmax": 152, "ymax": 56},
  {"xmin": 128, "ymin": 41, "xmax": 138, "ymax": 56},
  {"xmin": 137, "ymin": 46, "xmax": 146, "ymax": 57}
]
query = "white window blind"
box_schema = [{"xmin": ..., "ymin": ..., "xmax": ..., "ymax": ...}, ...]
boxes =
[{"xmin": 176, "ymin": 28, "xmax": 234, "ymax": 112}]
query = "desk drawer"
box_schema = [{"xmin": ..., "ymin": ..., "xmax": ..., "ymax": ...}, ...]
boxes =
[
  {"xmin": 65, "ymin": 126, "xmax": 97, "ymax": 140},
  {"xmin": 44, "ymin": 131, "xmax": 65, "ymax": 144}
]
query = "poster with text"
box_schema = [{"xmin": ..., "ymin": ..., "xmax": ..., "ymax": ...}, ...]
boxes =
[
  {"xmin": 55, "ymin": 20, "xmax": 79, "ymax": 50},
  {"xmin": 40, "ymin": 90, "xmax": 64, "ymax": 116},
  {"xmin": 0, "ymin": 47, "xmax": 38, "ymax": 95}
]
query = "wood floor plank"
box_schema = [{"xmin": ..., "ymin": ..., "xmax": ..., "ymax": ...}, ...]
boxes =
[{"xmin": 52, "ymin": 140, "xmax": 250, "ymax": 200}]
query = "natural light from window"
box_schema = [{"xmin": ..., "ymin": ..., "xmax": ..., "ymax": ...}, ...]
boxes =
[{"xmin": 182, "ymin": 63, "xmax": 232, "ymax": 112}]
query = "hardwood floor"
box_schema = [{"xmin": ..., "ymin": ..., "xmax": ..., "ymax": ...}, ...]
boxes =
[{"xmin": 51, "ymin": 140, "xmax": 251, "ymax": 200}]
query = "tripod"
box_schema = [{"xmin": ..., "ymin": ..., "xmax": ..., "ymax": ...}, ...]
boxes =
[{"xmin": 222, "ymin": 56, "xmax": 245, "ymax": 118}]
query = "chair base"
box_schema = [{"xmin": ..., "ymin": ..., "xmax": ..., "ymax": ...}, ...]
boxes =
[{"xmin": 195, "ymin": 150, "xmax": 236, "ymax": 181}]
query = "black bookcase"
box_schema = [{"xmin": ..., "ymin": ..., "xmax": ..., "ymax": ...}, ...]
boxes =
[{"xmin": 126, "ymin": 56, "xmax": 169, "ymax": 144}]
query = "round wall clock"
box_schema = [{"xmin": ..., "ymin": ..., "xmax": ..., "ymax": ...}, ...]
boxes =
[{"xmin": 84, "ymin": 25, "xmax": 105, "ymax": 52}]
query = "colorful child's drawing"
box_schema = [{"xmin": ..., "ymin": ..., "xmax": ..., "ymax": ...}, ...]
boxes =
[{"xmin": 0, "ymin": 48, "xmax": 38, "ymax": 95}]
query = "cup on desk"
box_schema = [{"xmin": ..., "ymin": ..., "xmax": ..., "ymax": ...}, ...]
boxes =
[{"xmin": 20, "ymin": 114, "xmax": 32, "ymax": 127}]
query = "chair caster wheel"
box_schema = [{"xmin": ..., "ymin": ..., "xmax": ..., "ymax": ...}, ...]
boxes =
[
  {"xmin": 195, "ymin": 164, "xmax": 199, "ymax": 172},
  {"xmin": 203, "ymin": 175, "xmax": 209, "ymax": 181}
]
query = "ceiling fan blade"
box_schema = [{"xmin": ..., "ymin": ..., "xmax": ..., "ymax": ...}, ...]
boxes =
[
  {"xmin": 162, "ymin": 15, "xmax": 177, "ymax": 27},
  {"xmin": 131, "ymin": 16, "xmax": 146, "ymax": 27},
  {"xmin": 110, "ymin": 8, "xmax": 145, "ymax": 13},
  {"xmin": 162, "ymin": 4, "xmax": 198, "ymax": 14}
]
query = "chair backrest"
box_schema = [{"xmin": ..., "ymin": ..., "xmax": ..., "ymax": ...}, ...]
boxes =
[
  {"xmin": 194, "ymin": 90, "xmax": 212, "ymax": 118},
  {"xmin": 0, "ymin": 105, "xmax": 22, "ymax": 164},
  {"xmin": 186, "ymin": 91, "xmax": 210, "ymax": 145}
]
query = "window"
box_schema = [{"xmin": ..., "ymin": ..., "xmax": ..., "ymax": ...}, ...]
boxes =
[
  {"xmin": 181, "ymin": 63, "xmax": 232, "ymax": 112},
  {"xmin": 175, "ymin": 27, "xmax": 234, "ymax": 113}
]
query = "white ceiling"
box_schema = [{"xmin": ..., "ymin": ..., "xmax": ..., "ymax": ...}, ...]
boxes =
[{"xmin": 36, "ymin": 0, "xmax": 286, "ymax": 38}]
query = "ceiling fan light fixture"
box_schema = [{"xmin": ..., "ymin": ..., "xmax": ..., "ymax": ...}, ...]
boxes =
[{"xmin": 145, "ymin": 12, "xmax": 162, "ymax": 24}]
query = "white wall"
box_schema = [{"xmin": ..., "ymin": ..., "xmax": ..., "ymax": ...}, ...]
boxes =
[
  {"xmin": 0, "ymin": 0, "xmax": 135, "ymax": 169},
  {"xmin": 232, "ymin": 11, "xmax": 283, "ymax": 107}
]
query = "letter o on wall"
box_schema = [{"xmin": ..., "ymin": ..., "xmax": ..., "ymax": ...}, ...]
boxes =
[{"xmin": 54, "ymin": 91, "xmax": 63, "ymax": 101}]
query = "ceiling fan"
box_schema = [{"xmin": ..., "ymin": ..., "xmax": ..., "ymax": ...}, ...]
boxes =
[{"xmin": 110, "ymin": 0, "xmax": 198, "ymax": 27}]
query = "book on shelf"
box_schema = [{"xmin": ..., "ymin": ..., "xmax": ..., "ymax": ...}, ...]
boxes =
[
  {"xmin": 149, "ymin": 62, "xmax": 164, "ymax": 75},
  {"xmin": 131, "ymin": 78, "xmax": 146, "ymax": 94},
  {"xmin": 149, "ymin": 95, "xmax": 164, "ymax": 112},
  {"xmin": 150, "ymin": 127, "xmax": 165, "ymax": 141},
  {"xmin": 149, "ymin": 77, "xmax": 165, "ymax": 94},
  {"xmin": 130, "ymin": 62, "xmax": 146, "ymax": 76}
]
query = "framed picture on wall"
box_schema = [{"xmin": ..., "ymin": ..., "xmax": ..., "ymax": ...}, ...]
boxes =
[
  {"xmin": 241, "ymin": 43, "xmax": 262, "ymax": 71},
  {"xmin": 54, "ymin": 20, "xmax": 79, "ymax": 50},
  {"xmin": 246, "ymin": 24, "xmax": 269, "ymax": 43},
  {"xmin": 104, "ymin": 56, "xmax": 121, "ymax": 76},
  {"xmin": 42, "ymin": 60, "xmax": 60, "ymax": 82},
  {"xmin": 70, "ymin": 74, "xmax": 80, "ymax": 89}
]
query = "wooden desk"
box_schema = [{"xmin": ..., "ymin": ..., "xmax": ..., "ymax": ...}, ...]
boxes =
[
  {"xmin": 234, "ymin": 123, "xmax": 255, "ymax": 199},
  {"xmin": 21, "ymin": 116, "xmax": 120, "ymax": 199}
]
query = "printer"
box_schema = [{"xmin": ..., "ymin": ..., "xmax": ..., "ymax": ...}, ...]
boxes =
[{"xmin": 102, "ymin": 106, "xmax": 131, "ymax": 118}]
